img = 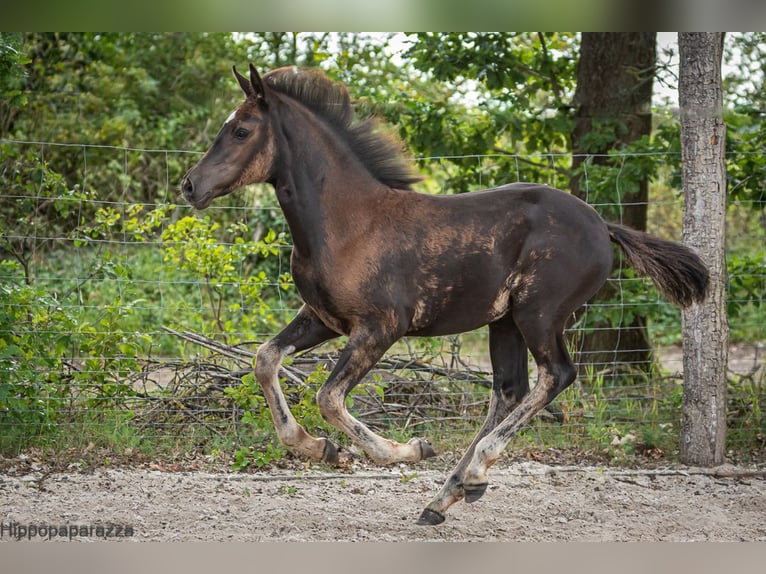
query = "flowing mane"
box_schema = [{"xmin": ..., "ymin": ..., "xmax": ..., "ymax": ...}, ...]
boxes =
[{"xmin": 262, "ymin": 67, "xmax": 422, "ymax": 190}]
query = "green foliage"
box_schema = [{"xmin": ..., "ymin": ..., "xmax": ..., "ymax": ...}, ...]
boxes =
[
  {"xmin": 726, "ymin": 110, "xmax": 766, "ymax": 209},
  {"xmin": 72, "ymin": 299, "xmax": 149, "ymax": 409},
  {"xmin": 18, "ymin": 34, "xmax": 248, "ymax": 147},
  {"xmin": 520, "ymin": 365, "xmax": 682, "ymax": 461},
  {"xmin": 0, "ymin": 32, "xmax": 764, "ymax": 463},
  {"xmin": 1, "ymin": 33, "xmax": 28, "ymax": 139},
  {"xmin": 727, "ymin": 253, "xmax": 765, "ymax": 316},
  {"xmin": 161, "ymin": 215, "xmax": 287, "ymax": 338},
  {"xmin": 224, "ymin": 364, "xmax": 335, "ymax": 471},
  {"xmin": 0, "ymin": 261, "xmax": 72, "ymax": 439},
  {"xmin": 0, "ymin": 258, "xmax": 149, "ymax": 447},
  {"xmin": 222, "ymin": 360, "xmax": 391, "ymax": 470},
  {"xmin": 726, "ymin": 252, "xmax": 766, "ymax": 342},
  {"xmin": 284, "ymin": 363, "xmax": 333, "ymax": 437},
  {"xmin": 404, "ymin": 32, "xmax": 577, "ymax": 191},
  {"xmin": 231, "ymin": 443, "xmax": 286, "ymax": 471},
  {"xmin": 0, "ymin": 144, "xmax": 91, "ymax": 280}
]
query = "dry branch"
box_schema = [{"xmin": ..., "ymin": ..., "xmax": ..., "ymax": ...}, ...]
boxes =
[{"xmin": 133, "ymin": 327, "xmax": 496, "ymax": 434}]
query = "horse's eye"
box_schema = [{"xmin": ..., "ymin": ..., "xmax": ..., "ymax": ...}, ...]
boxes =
[{"xmin": 234, "ymin": 127, "xmax": 249, "ymax": 139}]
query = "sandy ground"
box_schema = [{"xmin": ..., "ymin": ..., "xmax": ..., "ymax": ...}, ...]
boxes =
[
  {"xmin": 1, "ymin": 460, "xmax": 764, "ymax": 542},
  {"xmin": 2, "ymin": 346, "xmax": 762, "ymax": 543}
]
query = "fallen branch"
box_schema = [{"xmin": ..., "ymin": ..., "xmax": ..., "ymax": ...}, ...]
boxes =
[
  {"xmin": 527, "ymin": 465, "xmax": 766, "ymax": 480},
  {"xmin": 161, "ymin": 327, "xmax": 305, "ymax": 385},
  {"xmin": 162, "ymin": 327, "xmax": 254, "ymax": 364}
]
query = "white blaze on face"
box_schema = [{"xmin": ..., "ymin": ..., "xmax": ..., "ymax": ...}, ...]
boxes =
[{"xmin": 224, "ymin": 109, "xmax": 237, "ymax": 126}]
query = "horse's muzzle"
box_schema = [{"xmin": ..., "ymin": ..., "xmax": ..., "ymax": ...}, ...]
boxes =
[{"xmin": 180, "ymin": 173, "xmax": 210, "ymax": 209}]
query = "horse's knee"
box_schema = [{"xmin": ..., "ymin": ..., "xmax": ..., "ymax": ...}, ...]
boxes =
[
  {"xmin": 316, "ymin": 386, "xmax": 344, "ymax": 424},
  {"xmin": 255, "ymin": 342, "xmax": 281, "ymax": 379}
]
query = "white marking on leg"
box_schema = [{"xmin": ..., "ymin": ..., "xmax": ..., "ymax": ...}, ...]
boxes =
[
  {"xmin": 317, "ymin": 383, "xmax": 426, "ymax": 465},
  {"xmin": 464, "ymin": 367, "xmax": 555, "ymax": 488},
  {"xmin": 255, "ymin": 342, "xmax": 329, "ymax": 459}
]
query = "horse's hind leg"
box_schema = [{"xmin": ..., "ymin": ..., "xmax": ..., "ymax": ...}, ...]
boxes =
[
  {"xmin": 460, "ymin": 313, "xmax": 577, "ymax": 503},
  {"xmin": 418, "ymin": 315, "xmax": 529, "ymax": 525}
]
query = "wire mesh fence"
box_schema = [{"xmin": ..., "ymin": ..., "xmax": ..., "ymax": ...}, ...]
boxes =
[{"xmin": 1, "ymin": 139, "xmax": 764, "ymax": 465}]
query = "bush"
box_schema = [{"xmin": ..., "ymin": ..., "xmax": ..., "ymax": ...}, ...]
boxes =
[{"xmin": 0, "ymin": 261, "xmax": 73, "ymax": 440}]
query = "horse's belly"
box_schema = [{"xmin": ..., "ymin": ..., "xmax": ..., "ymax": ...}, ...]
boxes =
[{"xmin": 406, "ymin": 286, "xmax": 508, "ymax": 337}]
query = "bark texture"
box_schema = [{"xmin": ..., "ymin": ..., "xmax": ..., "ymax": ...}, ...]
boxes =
[{"xmin": 679, "ymin": 32, "xmax": 728, "ymax": 466}]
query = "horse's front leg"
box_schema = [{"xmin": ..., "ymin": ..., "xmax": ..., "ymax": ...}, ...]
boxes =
[
  {"xmin": 254, "ymin": 305, "xmax": 342, "ymax": 463},
  {"xmin": 315, "ymin": 327, "xmax": 436, "ymax": 465}
]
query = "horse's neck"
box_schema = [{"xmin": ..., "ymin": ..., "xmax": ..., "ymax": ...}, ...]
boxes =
[{"xmin": 274, "ymin": 114, "xmax": 384, "ymax": 260}]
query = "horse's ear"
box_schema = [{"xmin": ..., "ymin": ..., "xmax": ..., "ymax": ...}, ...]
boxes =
[
  {"xmin": 232, "ymin": 64, "xmax": 267, "ymax": 103},
  {"xmin": 248, "ymin": 63, "xmax": 266, "ymax": 102},
  {"xmin": 233, "ymin": 65, "xmax": 253, "ymax": 97}
]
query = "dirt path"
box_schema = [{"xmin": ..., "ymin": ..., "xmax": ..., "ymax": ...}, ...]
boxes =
[{"xmin": 2, "ymin": 461, "xmax": 764, "ymax": 542}]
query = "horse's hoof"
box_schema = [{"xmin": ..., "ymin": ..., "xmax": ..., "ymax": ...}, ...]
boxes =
[
  {"xmin": 321, "ymin": 438, "xmax": 339, "ymax": 465},
  {"xmin": 463, "ymin": 482, "xmax": 488, "ymax": 503},
  {"xmin": 409, "ymin": 438, "xmax": 436, "ymax": 460},
  {"xmin": 416, "ymin": 508, "xmax": 445, "ymax": 526}
]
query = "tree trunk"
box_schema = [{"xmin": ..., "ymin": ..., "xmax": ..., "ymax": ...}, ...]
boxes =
[
  {"xmin": 679, "ymin": 32, "xmax": 728, "ymax": 466},
  {"xmin": 569, "ymin": 33, "xmax": 656, "ymax": 374}
]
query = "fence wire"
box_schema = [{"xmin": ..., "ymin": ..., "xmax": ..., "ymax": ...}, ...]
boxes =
[{"xmin": 0, "ymin": 139, "xmax": 764, "ymax": 464}]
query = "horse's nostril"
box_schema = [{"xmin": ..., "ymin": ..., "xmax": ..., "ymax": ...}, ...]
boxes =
[{"xmin": 182, "ymin": 177, "xmax": 194, "ymax": 196}]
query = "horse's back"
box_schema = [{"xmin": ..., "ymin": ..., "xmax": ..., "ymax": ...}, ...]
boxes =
[
  {"xmin": 426, "ymin": 182, "xmax": 610, "ymax": 244},
  {"xmin": 481, "ymin": 182, "xmax": 605, "ymax": 220}
]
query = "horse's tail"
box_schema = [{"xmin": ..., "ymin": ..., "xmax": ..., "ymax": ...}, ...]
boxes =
[{"xmin": 607, "ymin": 223, "xmax": 709, "ymax": 308}]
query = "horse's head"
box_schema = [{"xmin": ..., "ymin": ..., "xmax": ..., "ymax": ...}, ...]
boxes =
[{"xmin": 181, "ymin": 64, "xmax": 276, "ymax": 209}]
